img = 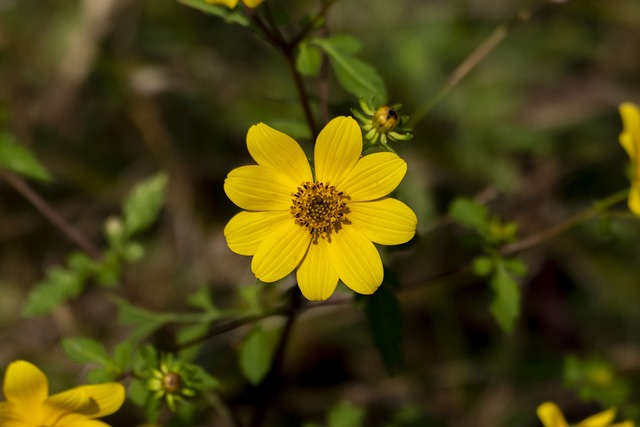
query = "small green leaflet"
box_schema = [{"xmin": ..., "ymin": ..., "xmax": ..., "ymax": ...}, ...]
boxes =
[
  {"xmin": 122, "ymin": 172, "xmax": 168, "ymax": 237},
  {"xmin": 296, "ymin": 42, "xmax": 323, "ymax": 77},
  {"xmin": 489, "ymin": 260, "xmax": 522, "ymax": 333},
  {"xmin": 311, "ymin": 36, "xmax": 387, "ymax": 102},
  {"xmin": 61, "ymin": 337, "xmax": 110, "ymax": 365},
  {"xmin": 327, "ymin": 400, "xmax": 365, "ymax": 427},
  {"xmin": 0, "ymin": 133, "xmax": 52, "ymax": 182},
  {"xmin": 239, "ymin": 325, "xmax": 274, "ymax": 385}
]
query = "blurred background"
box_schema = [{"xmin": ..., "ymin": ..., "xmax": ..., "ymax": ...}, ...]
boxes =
[{"xmin": 1, "ymin": 0, "xmax": 640, "ymax": 425}]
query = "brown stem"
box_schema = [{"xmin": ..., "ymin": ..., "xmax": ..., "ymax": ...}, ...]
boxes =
[{"xmin": 1, "ymin": 171, "xmax": 102, "ymax": 260}]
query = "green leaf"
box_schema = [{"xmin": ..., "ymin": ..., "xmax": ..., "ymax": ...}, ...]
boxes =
[
  {"xmin": 448, "ymin": 197, "xmax": 489, "ymax": 232},
  {"xmin": 489, "ymin": 263, "xmax": 521, "ymax": 333},
  {"xmin": 176, "ymin": 323, "xmax": 209, "ymax": 361},
  {"xmin": 115, "ymin": 299, "xmax": 172, "ymax": 341},
  {"xmin": 239, "ymin": 325, "xmax": 273, "ymax": 385},
  {"xmin": 61, "ymin": 337, "xmax": 110, "ymax": 365},
  {"xmin": 186, "ymin": 364, "xmax": 220, "ymax": 391},
  {"xmin": 365, "ymin": 284, "xmax": 403, "ymax": 375},
  {"xmin": 503, "ymin": 257, "xmax": 528, "ymax": 278},
  {"xmin": 0, "ymin": 133, "xmax": 52, "ymax": 182},
  {"xmin": 122, "ymin": 172, "xmax": 169, "ymax": 237},
  {"xmin": 128, "ymin": 377, "xmax": 153, "ymax": 409},
  {"xmin": 85, "ymin": 368, "xmax": 114, "ymax": 383},
  {"xmin": 186, "ymin": 287, "xmax": 218, "ymax": 313},
  {"xmin": 312, "ymin": 37, "xmax": 386, "ymax": 102},
  {"xmin": 472, "ymin": 256, "xmax": 494, "ymax": 277},
  {"xmin": 327, "ymin": 400, "xmax": 366, "ymax": 427},
  {"xmin": 296, "ymin": 42, "xmax": 323, "ymax": 77},
  {"xmin": 22, "ymin": 267, "xmax": 85, "ymax": 317},
  {"xmin": 113, "ymin": 341, "xmax": 133, "ymax": 371},
  {"xmin": 323, "ymin": 35, "xmax": 362, "ymax": 54},
  {"xmin": 176, "ymin": 0, "xmax": 249, "ymax": 26}
]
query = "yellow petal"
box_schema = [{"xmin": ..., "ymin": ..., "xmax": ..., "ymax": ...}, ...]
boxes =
[
  {"xmin": 224, "ymin": 165, "xmax": 295, "ymax": 211},
  {"xmin": 619, "ymin": 102, "xmax": 640, "ymax": 161},
  {"xmin": 242, "ymin": 0, "xmax": 264, "ymax": 6},
  {"xmin": 328, "ymin": 226, "xmax": 383, "ymax": 295},
  {"xmin": 204, "ymin": 0, "xmax": 239, "ymax": 7},
  {"xmin": 629, "ymin": 182, "xmax": 640, "ymax": 216},
  {"xmin": 247, "ymin": 123, "xmax": 312, "ymax": 185},
  {"xmin": 225, "ymin": 210, "xmax": 291, "ymax": 256},
  {"xmin": 3, "ymin": 361, "xmax": 48, "ymax": 410},
  {"xmin": 537, "ymin": 402, "xmax": 569, "ymax": 427},
  {"xmin": 315, "ymin": 117, "xmax": 362, "ymax": 187},
  {"xmin": 66, "ymin": 420, "xmax": 111, "ymax": 427},
  {"xmin": 0, "ymin": 401, "xmax": 32, "ymax": 427},
  {"xmin": 611, "ymin": 422, "xmax": 635, "ymax": 427},
  {"xmin": 339, "ymin": 152, "xmax": 407, "ymax": 201},
  {"xmin": 50, "ymin": 383, "xmax": 124, "ymax": 419},
  {"xmin": 296, "ymin": 239, "xmax": 339, "ymax": 301},
  {"xmin": 252, "ymin": 221, "xmax": 310, "ymax": 282},
  {"xmin": 348, "ymin": 198, "xmax": 417, "ymax": 245},
  {"xmin": 578, "ymin": 408, "xmax": 616, "ymax": 427},
  {"xmin": 43, "ymin": 388, "xmax": 91, "ymax": 423}
]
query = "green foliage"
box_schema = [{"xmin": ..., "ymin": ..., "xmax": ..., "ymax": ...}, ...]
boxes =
[
  {"xmin": 0, "ymin": 133, "xmax": 52, "ymax": 182},
  {"xmin": 563, "ymin": 354, "xmax": 631, "ymax": 408},
  {"xmin": 327, "ymin": 400, "xmax": 366, "ymax": 427},
  {"xmin": 239, "ymin": 324, "xmax": 274, "ymax": 385},
  {"xmin": 312, "ymin": 35, "xmax": 387, "ymax": 102},
  {"xmin": 22, "ymin": 173, "xmax": 168, "ymax": 317},
  {"xmin": 364, "ymin": 284, "xmax": 403, "ymax": 375},
  {"xmin": 296, "ymin": 41, "xmax": 323, "ymax": 77}
]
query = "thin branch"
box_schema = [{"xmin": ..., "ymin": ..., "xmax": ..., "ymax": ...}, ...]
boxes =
[
  {"xmin": 409, "ymin": 1, "xmax": 566, "ymax": 126},
  {"xmin": 1, "ymin": 171, "xmax": 102, "ymax": 260}
]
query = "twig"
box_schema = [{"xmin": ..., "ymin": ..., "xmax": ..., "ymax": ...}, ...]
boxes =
[{"xmin": 0, "ymin": 171, "xmax": 102, "ymax": 260}]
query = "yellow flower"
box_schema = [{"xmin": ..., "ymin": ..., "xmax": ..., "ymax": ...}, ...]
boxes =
[
  {"xmin": 619, "ymin": 102, "xmax": 640, "ymax": 215},
  {"xmin": 537, "ymin": 402, "xmax": 635, "ymax": 427},
  {"xmin": 204, "ymin": 0, "xmax": 264, "ymax": 9},
  {"xmin": 224, "ymin": 116, "xmax": 417, "ymax": 301},
  {"xmin": 0, "ymin": 360, "xmax": 125, "ymax": 427}
]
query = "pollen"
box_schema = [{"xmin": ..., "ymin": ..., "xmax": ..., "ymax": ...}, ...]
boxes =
[{"xmin": 291, "ymin": 181, "xmax": 349, "ymax": 240}]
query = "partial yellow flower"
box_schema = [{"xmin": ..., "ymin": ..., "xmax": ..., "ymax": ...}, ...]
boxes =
[
  {"xmin": 537, "ymin": 402, "xmax": 634, "ymax": 427},
  {"xmin": 224, "ymin": 116, "xmax": 417, "ymax": 301},
  {"xmin": 0, "ymin": 360, "xmax": 125, "ymax": 427},
  {"xmin": 619, "ymin": 102, "xmax": 640, "ymax": 215},
  {"xmin": 204, "ymin": 0, "xmax": 264, "ymax": 9}
]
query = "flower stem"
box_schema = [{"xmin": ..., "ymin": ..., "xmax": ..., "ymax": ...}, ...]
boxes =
[{"xmin": 249, "ymin": 288, "xmax": 302, "ymax": 427}]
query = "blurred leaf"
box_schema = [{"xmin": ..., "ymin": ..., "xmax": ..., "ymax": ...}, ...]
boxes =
[
  {"xmin": 489, "ymin": 262, "xmax": 521, "ymax": 333},
  {"xmin": 61, "ymin": 337, "xmax": 110, "ymax": 364},
  {"xmin": 327, "ymin": 400, "xmax": 365, "ymax": 427},
  {"xmin": 115, "ymin": 299, "xmax": 172, "ymax": 341},
  {"xmin": 176, "ymin": 0, "xmax": 249, "ymax": 26},
  {"xmin": 186, "ymin": 364, "xmax": 220, "ymax": 391},
  {"xmin": 113, "ymin": 341, "xmax": 134, "ymax": 371},
  {"xmin": 449, "ymin": 197, "xmax": 489, "ymax": 232},
  {"xmin": 239, "ymin": 325, "xmax": 273, "ymax": 385},
  {"xmin": 22, "ymin": 267, "xmax": 85, "ymax": 317},
  {"xmin": 86, "ymin": 368, "xmax": 114, "ymax": 383},
  {"xmin": 324, "ymin": 35, "xmax": 363, "ymax": 54},
  {"xmin": 312, "ymin": 37, "xmax": 386, "ymax": 102},
  {"xmin": 187, "ymin": 287, "xmax": 218, "ymax": 314},
  {"xmin": 132, "ymin": 344, "xmax": 159, "ymax": 375},
  {"xmin": 122, "ymin": 172, "xmax": 168, "ymax": 237},
  {"xmin": 121, "ymin": 242, "xmax": 145, "ymax": 263},
  {"xmin": 365, "ymin": 284, "xmax": 403, "ymax": 375},
  {"xmin": 0, "ymin": 133, "xmax": 52, "ymax": 182},
  {"xmin": 296, "ymin": 42, "xmax": 322, "ymax": 77},
  {"xmin": 472, "ymin": 256, "xmax": 495, "ymax": 277},
  {"xmin": 503, "ymin": 257, "xmax": 528, "ymax": 277},
  {"xmin": 176, "ymin": 323, "xmax": 210, "ymax": 361}
]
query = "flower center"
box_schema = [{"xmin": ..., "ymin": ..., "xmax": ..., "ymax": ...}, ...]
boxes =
[{"xmin": 291, "ymin": 181, "xmax": 349, "ymax": 240}]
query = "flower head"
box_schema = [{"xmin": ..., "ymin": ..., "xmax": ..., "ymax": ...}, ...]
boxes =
[
  {"xmin": 619, "ymin": 102, "xmax": 640, "ymax": 215},
  {"xmin": 352, "ymin": 98, "xmax": 413, "ymax": 145},
  {"xmin": 0, "ymin": 360, "xmax": 125, "ymax": 427},
  {"xmin": 147, "ymin": 354, "xmax": 197, "ymax": 412},
  {"xmin": 204, "ymin": 0, "xmax": 264, "ymax": 9},
  {"xmin": 224, "ymin": 116, "xmax": 417, "ymax": 301},
  {"xmin": 537, "ymin": 402, "xmax": 634, "ymax": 427}
]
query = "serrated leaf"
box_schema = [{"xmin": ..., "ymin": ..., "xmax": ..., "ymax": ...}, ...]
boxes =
[
  {"xmin": 312, "ymin": 38, "xmax": 386, "ymax": 102},
  {"xmin": 449, "ymin": 197, "xmax": 489, "ymax": 232},
  {"xmin": 61, "ymin": 337, "xmax": 110, "ymax": 364},
  {"xmin": 296, "ymin": 42, "xmax": 322, "ymax": 77},
  {"xmin": 22, "ymin": 267, "xmax": 85, "ymax": 317},
  {"xmin": 0, "ymin": 133, "xmax": 52, "ymax": 182},
  {"xmin": 489, "ymin": 263, "xmax": 521, "ymax": 333},
  {"xmin": 365, "ymin": 284, "xmax": 403, "ymax": 375},
  {"xmin": 122, "ymin": 172, "xmax": 168, "ymax": 237},
  {"xmin": 239, "ymin": 325, "xmax": 273, "ymax": 385},
  {"xmin": 327, "ymin": 400, "xmax": 365, "ymax": 427},
  {"xmin": 176, "ymin": 0, "xmax": 249, "ymax": 26}
]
